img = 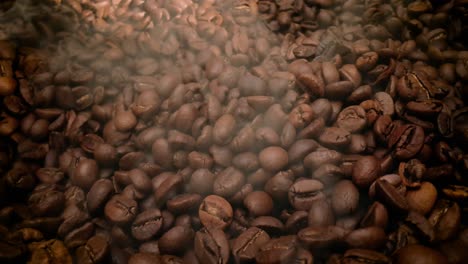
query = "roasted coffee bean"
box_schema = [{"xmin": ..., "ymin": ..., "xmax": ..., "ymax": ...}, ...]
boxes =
[
  {"xmin": 199, "ymin": 195, "xmax": 233, "ymax": 230},
  {"xmin": 331, "ymin": 180, "xmax": 360, "ymax": 216},
  {"xmin": 375, "ymin": 179, "xmax": 409, "ymax": 213},
  {"xmin": 259, "ymin": 146, "xmax": 289, "ymax": 172},
  {"xmin": 158, "ymin": 226, "xmax": 194, "ymax": 255},
  {"xmin": 104, "ymin": 195, "xmax": 138, "ymax": 225},
  {"xmin": 131, "ymin": 209, "xmax": 163, "ymax": 241},
  {"xmin": 75, "ymin": 234, "xmax": 109, "ymax": 264},
  {"xmin": 255, "ymin": 236, "xmax": 297, "ymax": 264},
  {"xmin": 298, "ymin": 226, "xmax": 348, "ymax": 249},
  {"xmin": 70, "ymin": 158, "xmax": 99, "ymax": 190},
  {"xmin": 87, "ymin": 179, "xmax": 113, "ymax": 214},
  {"xmin": 319, "ymin": 127, "xmax": 351, "ymax": 149},
  {"xmin": 405, "ymin": 181, "xmax": 437, "ymax": 215},
  {"xmin": 194, "ymin": 228, "xmax": 230, "ymax": 264},
  {"xmin": 213, "ymin": 167, "xmax": 245, "ymax": 198},
  {"xmin": 393, "ymin": 244, "xmax": 448, "ymax": 264},
  {"xmin": 288, "ymin": 179, "xmax": 325, "ymax": 211},
  {"xmin": 342, "ymin": 248, "xmax": 391, "ymax": 264},
  {"xmin": 232, "ymin": 227, "xmax": 270, "ymax": 263},
  {"xmin": 352, "ymin": 156, "xmax": 381, "ymax": 189},
  {"xmin": 336, "ymin": 106, "xmax": 367, "ymax": 133},
  {"xmin": 243, "ymin": 191, "xmax": 273, "ymax": 217}
]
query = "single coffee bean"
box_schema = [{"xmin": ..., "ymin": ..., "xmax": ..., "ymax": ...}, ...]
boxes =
[
  {"xmin": 188, "ymin": 169, "xmax": 215, "ymax": 195},
  {"xmin": 232, "ymin": 227, "xmax": 270, "ymax": 264},
  {"xmin": 319, "ymin": 127, "xmax": 351, "ymax": 149},
  {"xmin": 104, "ymin": 194, "xmax": 138, "ymax": 225},
  {"xmin": 259, "ymin": 146, "xmax": 289, "ymax": 172},
  {"xmin": 243, "ymin": 191, "xmax": 274, "ymax": 217},
  {"xmin": 360, "ymin": 202, "xmax": 389, "ymax": 229},
  {"xmin": 199, "ymin": 195, "xmax": 233, "ymax": 230},
  {"xmin": 304, "ymin": 148, "xmax": 342, "ymax": 171},
  {"xmin": 213, "ymin": 167, "xmax": 245, "ymax": 198},
  {"xmin": 158, "ymin": 226, "xmax": 194, "ymax": 255},
  {"xmin": 255, "ymin": 236, "xmax": 297, "ymax": 264},
  {"xmin": 285, "ymin": 211, "xmax": 309, "ymax": 234},
  {"xmin": 213, "ymin": 114, "xmax": 237, "ymax": 145},
  {"xmin": 250, "ymin": 216, "xmax": 285, "ymax": 236},
  {"xmin": 288, "ymin": 179, "xmax": 325, "ymax": 211},
  {"xmin": 308, "ymin": 197, "xmax": 336, "ymax": 228},
  {"xmin": 87, "ymin": 179, "xmax": 114, "ymax": 214},
  {"xmin": 194, "ymin": 228, "xmax": 230, "ymax": 264},
  {"xmin": 70, "ymin": 158, "xmax": 99, "ymax": 190},
  {"xmin": 375, "ymin": 179, "xmax": 409, "ymax": 213},
  {"xmin": 393, "ymin": 244, "xmax": 448, "ymax": 264},
  {"xmin": 352, "ymin": 155, "xmax": 381, "ymax": 188},
  {"xmin": 344, "ymin": 226, "xmax": 386, "ymax": 249},
  {"xmin": 298, "ymin": 226, "xmax": 348, "ymax": 249},
  {"xmin": 335, "ymin": 106, "xmax": 367, "ymax": 133},
  {"xmin": 131, "ymin": 209, "xmax": 163, "ymax": 241},
  {"xmin": 342, "ymin": 248, "xmax": 391, "ymax": 264},
  {"xmin": 331, "ymin": 180, "xmax": 360, "ymax": 216}
]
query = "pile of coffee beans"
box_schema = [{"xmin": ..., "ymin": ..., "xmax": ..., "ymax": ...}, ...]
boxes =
[{"xmin": 1, "ymin": 0, "xmax": 467, "ymax": 263}]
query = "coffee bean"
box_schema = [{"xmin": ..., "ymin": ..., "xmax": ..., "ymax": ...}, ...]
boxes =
[
  {"xmin": 259, "ymin": 146, "xmax": 289, "ymax": 172},
  {"xmin": 352, "ymin": 155, "xmax": 381, "ymax": 188},
  {"xmin": 158, "ymin": 226, "xmax": 194, "ymax": 255},
  {"xmin": 70, "ymin": 158, "xmax": 99, "ymax": 190},
  {"xmin": 194, "ymin": 228, "xmax": 230, "ymax": 264},
  {"xmin": 233, "ymin": 227, "xmax": 270, "ymax": 263},
  {"xmin": 288, "ymin": 179, "xmax": 325, "ymax": 211},
  {"xmin": 199, "ymin": 195, "xmax": 233, "ymax": 230},
  {"xmin": 131, "ymin": 209, "xmax": 163, "ymax": 241},
  {"xmin": 255, "ymin": 236, "xmax": 297, "ymax": 264},
  {"xmin": 104, "ymin": 194, "xmax": 138, "ymax": 225},
  {"xmin": 243, "ymin": 191, "xmax": 273, "ymax": 217},
  {"xmin": 331, "ymin": 180, "xmax": 360, "ymax": 216},
  {"xmin": 213, "ymin": 167, "xmax": 245, "ymax": 198}
]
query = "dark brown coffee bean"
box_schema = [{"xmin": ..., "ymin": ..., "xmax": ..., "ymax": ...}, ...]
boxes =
[
  {"xmin": 188, "ymin": 151, "xmax": 213, "ymax": 169},
  {"xmin": 308, "ymin": 198, "xmax": 336, "ymax": 228},
  {"xmin": 428, "ymin": 199, "xmax": 461, "ymax": 242},
  {"xmin": 29, "ymin": 239, "xmax": 72, "ymax": 264},
  {"xmin": 128, "ymin": 252, "xmax": 160, "ymax": 264},
  {"xmin": 250, "ymin": 216, "xmax": 285, "ymax": 236},
  {"xmin": 158, "ymin": 226, "xmax": 194, "ymax": 255},
  {"xmin": 265, "ymin": 170, "xmax": 294, "ymax": 201},
  {"xmin": 232, "ymin": 227, "xmax": 270, "ymax": 264},
  {"xmin": 388, "ymin": 124, "xmax": 425, "ymax": 160},
  {"xmin": 154, "ymin": 173, "xmax": 183, "ymax": 206},
  {"xmin": 352, "ymin": 155, "xmax": 381, "ymax": 188},
  {"xmin": 243, "ymin": 191, "xmax": 273, "ymax": 217},
  {"xmin": 194, "ymin": 228, "xmax": 230, "ymax": 264},
  {"xmin": 131, "ymin": 209, "xmax": 163, "ymax": 241},
  {"xmin": 259, "ymin": 146, "xmax": 289, "ymax": 172},
  {"xmin": 255, "ymin": 236, "xmax": 297, "ymax": 264},
  {"xmin": 343, "ymin": 248, "xmax": 391, "ymax": 264},
  {"xmin": 344, "ymin": 226, "xmax": 386, "ymax": 249},
  {"xmin": 304, "ymin": 148, "xmax": 342, "ymax": 171},
  {"xmin": 288, "ymin": 139, "xmax": 319, "ymax": 164},
  {"xmin": 375, "ymin": 179, "xmax": 409, "ymax": 213},
  {"xmin": 335, "ymin": 106, "xmax": 367, "ymax": 133},
  {"xmin": 28, "ymin": 185, "xmax": 65, "ymax": 217},
  {"xmin": 75, "ymin": 235, "xmax": 109, "ymax": 264},
  {"xmin": 232, "ymin": 152, "xmax": 259, "ymax": 172},
  {"xmin": 213, "ymin": 114, "xmax": 237, "ymax": 145},
  {"xmin": 188, "ymin": 169, "xmax": 215, "ymax": 195},
  {"xmin": 288, "ymin": 179, "xmax": 325, "ymax": 211},
  {"xmin": 213, "ymin": 167, "xmax": 245, "ymax": 198},
  {"xmin": 104, "ymin": 194, "xmax": 138, "ymax": 225},
  {"xmin": 298, "ymin": 226, "xmax": 348, "ymax": 249},
  {"xmin": 129, "ymin": 169, "xmax": 152, "ymax": 194},
  {"xmin": 319, "ymin": 127, "xmax": 351, "ymax": 149},
  {"xmin": 393, "ymin": 244, "xmax": 448, "ymax": 264},
  {"xmin": 285, "ymin": 211, "xmax": 309, "ymax": 234},
  {"xmin": 167, "ymin": 194, "xmax": 202, "ymax": 215},
  {"xmin": 360, "ymin": 202, "xmax": 389, "ymax": 229},
  {"xmin": 87, "ymin": 179, "xmax": 114, "ymax": 214},
  {"xmin": 331, "ymin": 180, "xmax": 360, "ymax": 216},
  {"xmin": 71, "ymin": 158, "xmax": 99, "ymax": 190},
  {"xmin": 199, "ymin": 195, "xmax": 233, "ymax": 230}
]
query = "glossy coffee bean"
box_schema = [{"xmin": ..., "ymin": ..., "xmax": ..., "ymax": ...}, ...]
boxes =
[{"xmin": 199, "ymin": 195, "xmax": 233, "ymax": 230}]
